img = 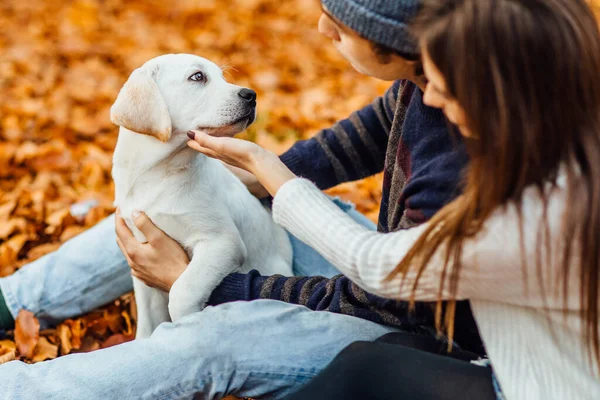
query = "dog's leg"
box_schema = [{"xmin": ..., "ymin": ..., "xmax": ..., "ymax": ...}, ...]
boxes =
[
  {"xmin": 133, "ymin": 276, "xmax": 170, "ymax": 339},
  {"xmin": 168, "ymin": 233, "xmax": 247, "ymax": 321}
]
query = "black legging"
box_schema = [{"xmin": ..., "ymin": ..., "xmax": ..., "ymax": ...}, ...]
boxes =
[{"xmin": 285, "ymin": 332, "xmax": 497, "ymax": 400}]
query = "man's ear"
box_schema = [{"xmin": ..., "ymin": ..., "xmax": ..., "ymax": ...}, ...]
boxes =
[{"xmin": 110, "ymin": 67, "xmax": 172, "ymax": 142}]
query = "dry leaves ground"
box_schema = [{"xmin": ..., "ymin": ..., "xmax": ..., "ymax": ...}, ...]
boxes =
[
  {"xmin": 1, "ymin": 0, "xmax": 599, "ymax": 384},
  {"xmin": 0, "ymin": 0, "xmax": 388, "ymax": 365}
]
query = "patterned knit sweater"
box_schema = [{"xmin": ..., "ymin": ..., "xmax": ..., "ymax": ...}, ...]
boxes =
[
  {"xmin": 278, "ymin": 80, "xmax": 468, "ymax": 232},
  {"xmin": 209, "ymin": 81, "xmax": 477, "ymax": 348}
]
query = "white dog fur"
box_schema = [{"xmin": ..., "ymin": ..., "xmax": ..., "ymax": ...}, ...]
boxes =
[{"xmin": 110, "ymin": 54, "xmax": 293, "ymax": 338}]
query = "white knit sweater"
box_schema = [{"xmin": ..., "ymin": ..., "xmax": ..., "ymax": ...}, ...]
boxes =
[{"xmin": 272, "ymin": 178, "xmax": 600, "ymax": 400}]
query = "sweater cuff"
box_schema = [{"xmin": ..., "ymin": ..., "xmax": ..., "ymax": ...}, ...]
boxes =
[
  {"xmin": 279, "ymin": 150, "xmax": 305, "ymax": 177},
  {"xmin": 207, "ymin": 273, "xmax": 249, "ymax": 306}
]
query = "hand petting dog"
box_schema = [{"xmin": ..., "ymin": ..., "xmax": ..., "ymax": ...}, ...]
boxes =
[{"xmin": 186, "ymin": 130, "xmax": 297, "ymax": 196}]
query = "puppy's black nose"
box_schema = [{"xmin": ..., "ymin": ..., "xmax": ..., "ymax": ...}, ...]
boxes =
[{"xmin": 238, "ymin": 88, "xmax": 257, "ymax": 102}]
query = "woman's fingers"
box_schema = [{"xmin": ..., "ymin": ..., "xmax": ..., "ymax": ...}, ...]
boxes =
[
  {"xmin": 186, "ymin": 129, "xmax": 270, "ymax": 174},
  {"xmin": 187, "ymin": 130, "xmax": 221, "ymax": 150},
  {"xmin": 186, "ymin": 140, "xmax": 221, "ymax": 160},
  {"xmin": 190, "ymin": 130, "xmax": 213, "ymax": 144},
  {"xmin": 187, "ymin": 131, "xmax": 231, "ymax": 158},
  {"xmin": 186, "ymin": 139, "xmax": 202, "ymax": 152}
]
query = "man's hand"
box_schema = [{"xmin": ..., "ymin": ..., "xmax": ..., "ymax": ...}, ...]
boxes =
[{"xmin": 115, "ymin": 210, "xmax": 189, "ymax": 292}]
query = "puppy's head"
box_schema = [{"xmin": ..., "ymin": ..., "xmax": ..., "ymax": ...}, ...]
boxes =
[{"xmin": 110, "ymin": 54, "xmax": 257, "ymax": 142}]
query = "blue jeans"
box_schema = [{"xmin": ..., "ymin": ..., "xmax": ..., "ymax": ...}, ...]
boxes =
[{"xmin": 0, "ymin": 199, "xmax": 397, "ymax": 399}]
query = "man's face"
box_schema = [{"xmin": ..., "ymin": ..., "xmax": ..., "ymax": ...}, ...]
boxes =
[{"xmin": 318, "ymin": 8, "xmax": 417, "ymax": 81}]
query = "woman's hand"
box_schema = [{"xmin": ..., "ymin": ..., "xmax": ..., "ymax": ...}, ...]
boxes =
[
  {"xmin": 186, "ymin": 130, "xmax": 262, "ymax": 171},
  {"xmin": 115, "ymin": 210, "xmax": 189, "ymax": 292},
  {"xmin": 186, "ymin": 130, "xmax": 297, "ymax": 196},
  {"xmin": 223, "ymin": 164, "xmax": 269, "ymax": 199}
]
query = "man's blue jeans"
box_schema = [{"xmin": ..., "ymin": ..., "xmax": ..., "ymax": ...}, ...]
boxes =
[{"xmin": 0, "ymin": 199, "xmax": 398, "ymax": 399}]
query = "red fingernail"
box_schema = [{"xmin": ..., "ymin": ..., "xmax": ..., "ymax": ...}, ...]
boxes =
[{"xmin": 187, "ymin": 131, "xmax": 195, "ymax": 140}]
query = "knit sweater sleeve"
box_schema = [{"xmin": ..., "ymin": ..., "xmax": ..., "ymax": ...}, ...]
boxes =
[
  {"xmin": 279, "ymin": 80, "xmax": 403, "ymax": 190},
  {"xmin": 208, "ymin": 269, "xmax": 435, "ymax": 329},
  {"xmin": 272, "ymin": 178, "xmax": 570, "ymax": 309}
]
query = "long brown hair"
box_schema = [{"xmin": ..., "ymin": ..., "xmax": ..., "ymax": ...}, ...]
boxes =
[{"xmin": 394, "ymin": 0, "xmax": 600, "ymax": 365}]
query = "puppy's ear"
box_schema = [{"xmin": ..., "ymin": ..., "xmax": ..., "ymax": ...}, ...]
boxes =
[{"xmin": 110, "ymin": 67, "xmax": 172, "ymax": 142}]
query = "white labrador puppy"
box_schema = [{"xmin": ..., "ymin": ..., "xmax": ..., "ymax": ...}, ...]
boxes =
[{"xmin": 110, "ymin": 54, "xmax": 293, "ymax": 338}]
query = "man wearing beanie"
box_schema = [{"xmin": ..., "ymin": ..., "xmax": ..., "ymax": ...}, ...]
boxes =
[
  {"xmin": 322, "ymin": 0, "xmax": 420, "ymax": 58},
  {"xmin": 0, "ymin": 1, "xmax": 474, "ymax": 398}
]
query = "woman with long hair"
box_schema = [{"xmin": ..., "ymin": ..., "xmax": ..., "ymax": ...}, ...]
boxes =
[{"xmin": 186, "ymin": 0, "xmax": 600, "ymax": 398}]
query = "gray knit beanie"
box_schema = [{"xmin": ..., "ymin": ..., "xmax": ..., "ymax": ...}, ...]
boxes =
[{"xmin": 321, "ymin": 0, "xmax": 420, "ymax": 56}]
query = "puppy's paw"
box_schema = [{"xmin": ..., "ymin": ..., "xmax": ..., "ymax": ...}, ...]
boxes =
[
  {"xmin": 168, "ymin": 301, "xmax": 205, "ymax": 322},
  {"xmin": 168, "ymin": 287, "xmax": 208, "ymax": 321}
]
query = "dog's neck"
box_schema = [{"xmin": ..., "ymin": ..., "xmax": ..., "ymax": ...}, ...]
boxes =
[{"xmin": 113, "ymin": 127, "xmax": 203, "ymax": 197}]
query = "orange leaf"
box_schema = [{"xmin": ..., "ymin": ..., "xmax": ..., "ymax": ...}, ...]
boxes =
[
  {"xmin": 0, "ymin": 340, "xmax": 16, "ymax": 351},
  {"xmin": 0, "ymin": 218, "xmax": 28, "ymax": 239},
  {"xmin": 122, "ymin": 310, "xmax": 134, "ymax": 336},
  {"xmin": 100, "ymin": 333, "xmax": 134, "ymax": 349},
  {"xmin": 105, "ymin": 308, "xmax": 123, "ymax": 333},
  {"xmin": 56, "ymin": 324, "xmax": 73, "ymax": 356},
  {"xmin": 14, "ymin": 310, "xmax": 40, "ymax": 359},
  {"xmin": 26, "ymin": 243, "xmax": 61, "ymax": 262},
  {"xmin": 0, "ymin": 200, "xmax": 17, "ymax": 220},
  {"xmin": 0, "ymin": 350, "xmax": 16, "ymax": 365},
  {"xmin": 0, "ymin": 339, "xmax": 17, "ymax": 364},
  {"xmin": 65, "ymin": 319, "xmax": 87, "ymax": 350},
  {"xmin": 5, "ymin": 233, "xmax": 30, "ymax": 255},
  {"xmin": 0, "ymin": 245, "xmax": 18, "ymax": 277},
  {"xmin": 60, "ymin": 225, "xmax": 86, "ymax": 243},
  {"xmin": 31, "ymin": 337, "xmax": 58, "ymax": 363},
  {"xmin": 45, "ymin": 208, "xmax": 73, "ymax": 228},
  {"xmin": 76, "ymin": 336, "xmax": 101, "ymax": 353},
  {"xmin": 85, "ymin": 315, "xmax": 109, "ymax": 336},
  {"xmin": 84, "ymin": 206, "xmax": 108, "ymax": 227}
]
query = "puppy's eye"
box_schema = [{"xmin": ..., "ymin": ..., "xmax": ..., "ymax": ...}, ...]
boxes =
[{"xmin": 189, "ymin": 71, "xmax": 206, "ymax": 83}]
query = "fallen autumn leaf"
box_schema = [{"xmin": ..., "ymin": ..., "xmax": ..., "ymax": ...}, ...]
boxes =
[{"xmin": 14, "ymin": 310, "xmax": 40, "ymax": 359}]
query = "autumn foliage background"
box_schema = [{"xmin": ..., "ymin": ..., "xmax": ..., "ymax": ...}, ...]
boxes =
[{"xmin": 1, "ymin": 0, "xmax": 600, "ymax": 366}]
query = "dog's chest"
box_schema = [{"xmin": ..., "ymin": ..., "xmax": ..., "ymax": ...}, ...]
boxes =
[
  {"xmin": 113, "ymin": 162, "xmax": 228, "ymax": 247},
  {"xmin": 114, "ymin": 171, "xmax": 167, "ymax": 211},
  {"xmin": 113, "ymin": 160, "xmax": 199, "ymax": 204},
  {"xmin": 112, "ymin": 153, "xmax": 292, "ymax": 272}
]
